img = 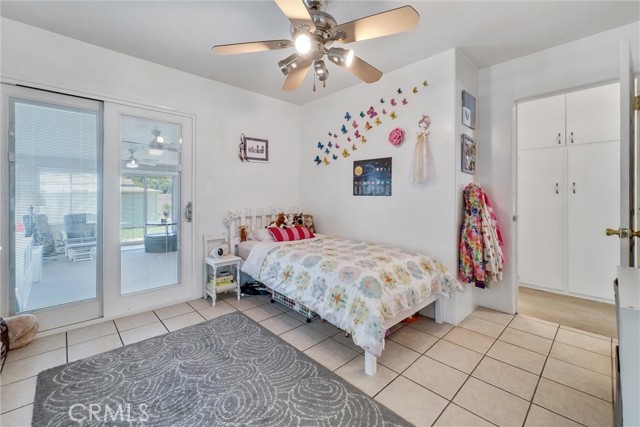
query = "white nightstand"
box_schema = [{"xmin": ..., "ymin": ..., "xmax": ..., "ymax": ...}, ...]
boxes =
[{"xmin": 204, "ymin": 254, "xmax": 241, "ymax": 307}]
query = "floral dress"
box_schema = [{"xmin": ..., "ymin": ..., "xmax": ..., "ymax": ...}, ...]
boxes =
[{"xmin": 459, "ymin": 184, "xmax": 504, "ymax": 288}]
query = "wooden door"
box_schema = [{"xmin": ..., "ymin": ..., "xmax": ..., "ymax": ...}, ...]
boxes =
[
  {"xmin": 567, "ymin": 141, "xmax": 620, "ymax": 300},
  {"xmin": 518, "ymin": 147, "xmax": 565, "ymax": 291},
  {"xmin": 517, "ymin": 94, "xmax": 565, "ymax": 150}
]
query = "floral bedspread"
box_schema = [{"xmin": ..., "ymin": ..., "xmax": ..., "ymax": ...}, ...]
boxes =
[{"xmin": 248, "ymin": 236, "xmax": 462, "ymax": 356}]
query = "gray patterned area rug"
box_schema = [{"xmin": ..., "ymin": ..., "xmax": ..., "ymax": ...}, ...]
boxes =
[{"xmin": 33, "ymin": 313, "xmax": 409, "ymax": 427}]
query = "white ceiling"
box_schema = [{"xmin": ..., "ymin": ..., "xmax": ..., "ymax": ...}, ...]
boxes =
[{"xmin": 1, "ymin": 1, "xmax": 638, "ymax": 105}]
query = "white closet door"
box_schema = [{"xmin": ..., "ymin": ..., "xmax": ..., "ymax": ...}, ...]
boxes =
[
  {"xmin": 567, "ymin": 141, "xmax": 620, "ymax": 301},
  {"xmin": 566, "ymin": 82, "xmax": 620, "ymax": 145},
  {"xmin": 517, "ymin": 94, "xmax": 565, "ymax": 150},
  {"xmin": 518, "ymin": 148, "xmax": 566, "ymax": 290}
]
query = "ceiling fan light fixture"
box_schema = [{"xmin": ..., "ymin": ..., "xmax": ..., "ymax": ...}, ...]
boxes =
[
  {"xmin": 314, "ymin": 59, "xmax": 329, "ymax": 81},
  {"xmin": 294, "ymin": 33, "xmax": 311, "ymax": 54},
  {"xmin": 327, "ymin": 47, "xmax": 354, "ymax": 67},
  {"xmin": 148, "ymin": 144, "xmax": 164, "ymax": 156},
  {"xmin": 126, "ymin": 148, "xmax": 139, "ymax": 168},
  {"xmin": 278, "ymin": 53, "xmax": 301, "ymax": 75},
  {"xmin": 148, "ymin": 131, "xmax": 165, "ymax": 155}
]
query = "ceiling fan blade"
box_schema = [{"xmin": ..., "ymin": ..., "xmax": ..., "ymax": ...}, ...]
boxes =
[
  {"xmin": 212, "ymin": 39, "xmax": 293, "ymax": 55},
  {"xmin": 123, "ymin": 140, "xmax": 179, "ymax": 153},
  {"xmin": 332, "ymin": 6, "xmax": 419, "ymax": 44},
  {"xmin": 282, "ymin": 62, "xmax": 311, "ymax": 91},
  {"xmin": 274, "ymin": 0, "xmax": 316, "ymax": 32},
  {"xmin": 343, "ymin": 56, "xmax": 383, "ymax": 84}
]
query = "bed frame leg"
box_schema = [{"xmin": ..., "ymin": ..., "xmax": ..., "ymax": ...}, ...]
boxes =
[
  {"xmin": 434, "ymin": 298, "xmax": 443, "ymax": 324},
  {"xmin": 364, "ymin": 351, "xmax": 377, "ymax": 376}
]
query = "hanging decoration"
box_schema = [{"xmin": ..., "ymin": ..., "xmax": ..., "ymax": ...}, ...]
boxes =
[
  {"xmin": 411, "ymin": 114, "xmax": 431, "ymax": 184},
  {"xmin": 388, "ymin": 128, "xmax": 405, "ymax": 146},
  {"xmin": 312, "ymin": 80, "xmax": 429, "ymax": 166}
]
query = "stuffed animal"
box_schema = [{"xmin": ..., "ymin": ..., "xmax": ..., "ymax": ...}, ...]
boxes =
[
  {"xmin": 0, "ymin": 314, "xmax": 39, "ymax": 358},
  {"xmin": 267, "ymin": 213, "xmax": 288, "ymax": 228},
  {"xmin": 239, "ymin": 225, "xmax": 248, "ymax": 242},
  {"xmin": 292, "ymin": 213, "xmax": 305, "ymax": 226},
  {"xmin": 304, "ymin": 214, "xmax": 316, "ymax": 234}
]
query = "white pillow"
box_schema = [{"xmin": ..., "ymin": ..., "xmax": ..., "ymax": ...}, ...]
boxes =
[{"xmin": 248, "ymin": 228, "xmax": 275, "ymax": 242}]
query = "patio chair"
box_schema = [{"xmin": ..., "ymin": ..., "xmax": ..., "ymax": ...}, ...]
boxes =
[
  {"xmin": 34, "ymin": 214, "xmax": 65, "ymax": 257},
  {"xmin": 62, "ymin": 213, "xmax": 97, "ymax": 261}
]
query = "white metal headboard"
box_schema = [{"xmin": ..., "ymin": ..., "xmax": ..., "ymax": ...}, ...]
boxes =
[{"xmin": 226, "ymin": 207, "xmax": 303, "ymax": 247}]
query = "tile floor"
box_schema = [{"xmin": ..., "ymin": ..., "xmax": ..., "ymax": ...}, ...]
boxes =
[{"xmin": 0, "ymin": 296, "xmax": 616, "ymax": 427}]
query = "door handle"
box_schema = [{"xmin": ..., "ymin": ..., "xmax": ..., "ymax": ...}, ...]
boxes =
[
  {"xmin": 555, "ymin": 183, "xmax": 559, "ymax": 194},
  {"xmin": 572, "ymin": 182, "xmax": 576, "ymax": 194},
  {"xmin": 184, "ymin": 201, "xmax": 192, "ymax": 223},
  {"xmin": 556, "ymin": 133, "xmax": 562, "ymax": 145},
  {"xmin": 606, "ymin": 228, "xmax": 640, "ymax": 239},
  {"xmin": 570, "ymin": 132, "xmax": 574, "ymax": 144}
]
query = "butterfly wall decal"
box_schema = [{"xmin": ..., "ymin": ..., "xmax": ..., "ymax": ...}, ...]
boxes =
[{"xmin": 344, "ymin": 112, "xmax": 351, "ymax": 121}]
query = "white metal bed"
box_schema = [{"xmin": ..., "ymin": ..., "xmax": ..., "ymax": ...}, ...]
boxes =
[{"xmin": 225, "ymin": 207, "xmax": 446, "ymax": 376}]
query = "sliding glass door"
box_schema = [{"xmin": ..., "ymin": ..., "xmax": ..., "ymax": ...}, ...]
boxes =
[
  {"xmin": 3, "ymin": 85, "xmax": 102, "ymax": 329},
  {"xmin": 2, "ymin": 86, "xmax": 194, "ymax": 330},
  {"xmin": 103, "ymin": 104, "xmax": 192, "ymax": 318}
]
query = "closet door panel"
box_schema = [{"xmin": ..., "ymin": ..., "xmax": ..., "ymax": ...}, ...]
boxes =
[
  {"xmin": 517, "ymin": 94, "xmax": 565, "ymax": 150},
  {"xmin": 566, "ymin": 82, "xmax": 620, "ymax": 145},
  {"xmin": 518, "ymin": 148, "xmax": 565, "ymax": 290},
  {"xmin": 567, "ymin": 141, "xmax": 620, "ymax": 301}
]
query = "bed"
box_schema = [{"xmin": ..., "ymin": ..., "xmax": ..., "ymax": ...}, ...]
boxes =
[{"xmin": 227, "ymin": 209, "xmax": 463, "ymax": 376}]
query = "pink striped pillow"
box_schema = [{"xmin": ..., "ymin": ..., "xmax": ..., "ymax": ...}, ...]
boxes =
[{"xmin": 268, "ymin": 226, "xmax": 315, "ymax": 242}]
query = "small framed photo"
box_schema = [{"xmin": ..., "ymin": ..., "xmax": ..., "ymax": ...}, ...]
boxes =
[
  {"xmin": 461, "ymin": 134, "xmax": 476, "ymax": 175},
  {"xmin": 244, "ymin": 137, "xmax": 269, "ymax": 162},
  {"xmin": 462, "ymin": 90, "xmax": 476, "ymax": 129}
]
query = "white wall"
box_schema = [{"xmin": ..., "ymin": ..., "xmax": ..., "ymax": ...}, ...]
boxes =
[
  {"xmin": 0, "ymin": 18, "xmax": 302, "ymax": 300},
  {"xmin": 300, "ymin": 48, "xmax": 474, "ymax": 324},
  {"xmin": 451, "ymin": 49, "xmax": 479, "ymax": 323},
  {"xmin": 477, "ymin": 21, "xmax": 640, "ymax": 314}
]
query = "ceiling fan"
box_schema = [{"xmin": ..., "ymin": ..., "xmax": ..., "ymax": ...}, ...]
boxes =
[
  {"xmin": 212, "ymin": 0, "xmax": 420, "ymax": 91},
  {"xmin": 123, "ymin": 130, "xmax": 178, "ymax": 156},
  {"xmin": 124, "ymin": 148, "xmax": 161, "ymax": 169}
]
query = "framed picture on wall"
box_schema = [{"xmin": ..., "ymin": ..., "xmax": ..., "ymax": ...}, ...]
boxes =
[
  {"xmin": 462, "ymin": 90, "xmax": 476, "ymax": 129},
  {"xmin": 244, "ymin": 136, "xmax": 269, "ymax": 162},
  {"xmin": 353, "ymin": 157, "xmax": 392, "ymax": 196},
  {"xmin": 461, "ymin": 134, "xmax": 476, "ymax": 175}
]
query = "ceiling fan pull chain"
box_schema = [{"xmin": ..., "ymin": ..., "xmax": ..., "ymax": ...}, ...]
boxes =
[{"xmin": 313, "ymin": 81, "xmax": 316, "ymax": 92}]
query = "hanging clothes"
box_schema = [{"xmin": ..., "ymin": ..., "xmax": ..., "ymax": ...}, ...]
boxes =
[{"xmin": 459, "ymin": 183, "xmax": 504, "ymax": 288}]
